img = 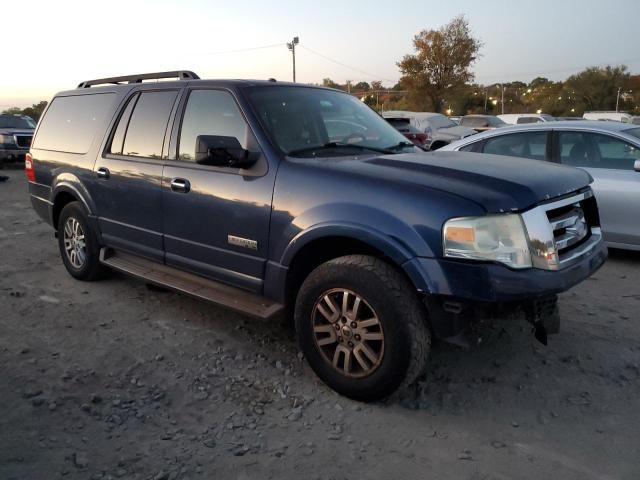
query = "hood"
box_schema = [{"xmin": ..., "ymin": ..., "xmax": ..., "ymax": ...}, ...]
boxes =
[
  {"xmin": 434, "ymin": 125, "xmax": 477, "ymax": 139},
  {"xmin": 324, "ymin": 151, "xmax": 593, "ymax": 213},
  {"xmin": 0, "ymin": 128, "xmax": 34, "ymax": 135}
]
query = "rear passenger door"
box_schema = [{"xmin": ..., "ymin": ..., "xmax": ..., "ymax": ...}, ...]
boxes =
[
  {"xmin": 161, "ymin": 88, "xmax": 276, "ymax": 293},
  {"xmin": 91, "ymin": 89, "xmax": 180, "ymax": 261},
  {"xmin": 481, "ymin": 131, "xmax": 550, "ymax": 161}
]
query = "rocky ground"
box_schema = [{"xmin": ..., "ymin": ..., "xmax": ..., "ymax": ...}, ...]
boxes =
[{"xmin": 1, "ymin": 168, "xmax": 639, "ymax": 480}]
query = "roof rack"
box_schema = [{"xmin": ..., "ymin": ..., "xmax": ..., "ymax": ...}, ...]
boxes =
[{"xmin": 77, "ymin": 70, "xmax": 200, "ymax": 88}]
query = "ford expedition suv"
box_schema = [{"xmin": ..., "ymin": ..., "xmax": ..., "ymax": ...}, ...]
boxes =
[
  {"xmin": 0, "ymin": 114, "xmax": 35, "ymax": 164},
  {"xmin": 27, "ymin": 71, "xmax": 606, "ymax": 401}
]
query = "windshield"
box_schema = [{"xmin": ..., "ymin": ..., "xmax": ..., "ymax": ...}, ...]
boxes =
[
  {"xmin": 0, "ymin": 115, "xmax": 35, "ymax": 129},
  {"xmin": 245, "ymin": 86, "xmax": 414, "ymax": 157},
  {"xmin": 427, "ymin": 114, "xmax": 457, "ymax": 129}
]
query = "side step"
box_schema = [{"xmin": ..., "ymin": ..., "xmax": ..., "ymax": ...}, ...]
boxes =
[{"xmin": 99, "ymin": 248, "xmax": 283, "ymax": 319}]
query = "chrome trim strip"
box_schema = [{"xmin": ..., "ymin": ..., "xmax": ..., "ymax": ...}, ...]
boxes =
[{"xmin": 558, "ymin": 227, "xmax": 602, "ymax": 268}]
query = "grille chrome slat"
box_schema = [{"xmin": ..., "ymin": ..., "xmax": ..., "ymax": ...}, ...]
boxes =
[
  {"xmin": 521, "ymin": 189, "xmax": 600, "ymax": 270},
  {"xmin": 14, "ymin": 135, "xmax": 33, "ymax": 149}
]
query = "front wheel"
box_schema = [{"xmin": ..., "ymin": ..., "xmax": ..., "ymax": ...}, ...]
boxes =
[
  {"xmin": 57, "ymin": 202, "xmax": 107, "ymax": 281},
  {"xmin": 295, "ymin": 255, "xmax": 431, "ymax": 401}
]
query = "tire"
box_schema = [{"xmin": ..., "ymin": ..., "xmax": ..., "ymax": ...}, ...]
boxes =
[
  {"xmin": 57, "ymin": 201, "xmax": 106, "ymax": 281},
  {"xmin": 294, "ymin": 255, "xmax": 431, "ymax": 401}
]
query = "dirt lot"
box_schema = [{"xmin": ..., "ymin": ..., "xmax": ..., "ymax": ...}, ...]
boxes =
[{"xmin": 1, "ymin": 168, "xmax": 639, "ymax": 480}]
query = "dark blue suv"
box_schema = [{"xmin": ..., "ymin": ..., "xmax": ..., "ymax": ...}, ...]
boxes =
[{"xmin": 26, "ymin": 71, "xmax": 606, "ymax": 401}]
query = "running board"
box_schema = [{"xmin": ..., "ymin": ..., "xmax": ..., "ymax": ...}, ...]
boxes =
[{"xmin": 99, "ymin": 248, "xmax": 283, "ymax": 319}]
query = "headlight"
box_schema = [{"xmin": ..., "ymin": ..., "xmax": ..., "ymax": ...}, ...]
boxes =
[
  {"xmin": 0, "ymin": 134, "xmax": 15, "ymax": 145},
  {"xmin": 443, "ymin": 214, "xmax": 532, "ymax": 269}
]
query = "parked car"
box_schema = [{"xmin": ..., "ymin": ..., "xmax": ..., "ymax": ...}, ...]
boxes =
[
  {"xmin": 0, "ymin": 114, "xmax": 36, "ymax": 165},
  {"xmin": 448, "ymin": 116, "xmax": 461, "ymax": 124},
  {"xmin": 385, "ymin": 118, "xmax": 429, "ymax": 149},
  {"xmin": 440, "ymin": 121, "xmax": 640, "ymax": 250},
  {"xmin": 459, "ymin": 114, "xmax": 508, "ymax": 132},
  {"xmin": 556, "ymin": 116, "xmax": 585, "ymax": 121},
  {"xmin": 498, "ymin": 113, "xmax": 556, "ymax": 124},
  {"xmin": 27, "ymin": 71, "xmax": 606, "ymax": 401},
  {"xmin": 381, "ymin": 111, "xmax": 476, "ymax": 150},
  {"xmin": 631, "ymin": 116, "xmax": 640, "ymax": 125},
  {"xmin": 583, "ymin": 111, "xmax": 633, "ymax": 123}
]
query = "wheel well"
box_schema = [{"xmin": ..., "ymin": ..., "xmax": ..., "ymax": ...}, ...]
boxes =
[
  {"xmin": 285, "ymin": 236, "xmax": 395, "ymax": 310},
  {"xmin": 430, "ymin": 140, "xmax": 449, "ymax": 150},
  {"xmin": 52, "ymin": 192, "xmax": 77, "ymax": 230}
]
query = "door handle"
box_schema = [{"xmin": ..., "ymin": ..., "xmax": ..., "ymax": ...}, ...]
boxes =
[
  {"xmin": 96, "ymin": 167, "xmax": 110, "ymax": 179},
  {"xmin": 170, "ymin": 178, "xmax": 190, "ymax": 193}
]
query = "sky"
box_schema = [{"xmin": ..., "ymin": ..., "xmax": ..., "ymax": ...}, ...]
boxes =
[{"xmin": 2, "ymin": 0, "xmax": 640, "ymax": 108}]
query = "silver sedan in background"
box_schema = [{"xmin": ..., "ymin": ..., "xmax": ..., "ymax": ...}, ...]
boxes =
[{"xmin": 440, "ymin": 121, "xmax": 640, "ymax": 250}]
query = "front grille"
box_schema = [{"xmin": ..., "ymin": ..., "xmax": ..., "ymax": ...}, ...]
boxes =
[
  {"xmin": 521, "ymin": 188, "xmax": 602, "ymax": 270},
  {"xmin": 14, "ymin": 135, "xmax": 32, "ymax": 149},
  {"xmin": 546, "ymin": 203, "xmax": 590, "ymax": 255}
]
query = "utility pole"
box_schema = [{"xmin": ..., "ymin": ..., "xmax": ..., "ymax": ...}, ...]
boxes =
[
  {"xmin": 616, "ymin": 86, "xmax": 622, "ymax": 112},
  {"xmin": 287, "ymin": 37, "xmax": 299, "ymax": 82},
  {"xmin": 497, "ymin": 84, "xmax": 505, "ymax": 115}
]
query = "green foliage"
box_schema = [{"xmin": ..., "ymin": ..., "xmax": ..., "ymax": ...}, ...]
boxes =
[
  {"xmin": 397, "ymin": 15, "xmax": 482, "ymax": 113},
  {"xmin": 2, "ymin": 101, "xmax": 48, "ymax": 122}
]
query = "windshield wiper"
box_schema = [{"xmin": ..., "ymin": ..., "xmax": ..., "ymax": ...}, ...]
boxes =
[{"xmin": 287, "ymin": 142, "xmax": 393, "ymax": 157}]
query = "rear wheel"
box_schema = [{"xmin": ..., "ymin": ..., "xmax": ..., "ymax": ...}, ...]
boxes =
[
  {"xmin": 57, "ymin": 202, "xmax": 106, "ymax": 281},
  {"xmin": 295, "ymin": 255, "xmax": 430, "ymax": 401}
]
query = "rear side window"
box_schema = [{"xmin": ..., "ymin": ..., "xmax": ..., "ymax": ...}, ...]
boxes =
[
  {"xmin": 483, "ymin": 132, "xmax": 548, "ymax": 160},
  {"xmin": 33, "ymin": 93, "xmax": 115, "ymax": 153},
  {"xmin": 516, "ymin": 117, "xmax": 541, "ymax": 124},
  {"xmin": 120, "ymin": 90, "xmax": 178, "ymax": 158}
]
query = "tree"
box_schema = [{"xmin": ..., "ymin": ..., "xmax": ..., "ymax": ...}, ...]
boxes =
[
  {"xmin": 565, "ymin": 66, "xmax": 630, "ymax": 112},
  {"xmin": 397, "ymin": 15, "xmax": 482, "ymax": 112},
  {"xmin": 1, "ymin": 101, "xmax": 48, "ymax": 122},
  {"xmin": 2, "ymin": 107, "xmax": 22, "ymax": 115},
  {"xmin": 22, "ymin": 101, "xmax": 48, "ymax": 122}
]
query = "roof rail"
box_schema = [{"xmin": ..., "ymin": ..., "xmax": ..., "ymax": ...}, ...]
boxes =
[{"xmin": 77, "ymin": 70, "xmax": 200, "ymax": 88}]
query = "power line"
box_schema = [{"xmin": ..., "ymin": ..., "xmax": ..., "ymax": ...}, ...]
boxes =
[{"xmin": 299, "ymin": 45, "xmax": 397, "ymax": 83}]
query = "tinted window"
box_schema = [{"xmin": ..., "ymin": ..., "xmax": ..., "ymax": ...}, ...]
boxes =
[
  {"xmin": 109, "ymin": 94, "xmax": 139, "ymax": 155},
  {"xmin": 0, "ymin": 115, "xmax": 35, "ymax": 129},
  {"xmin": 122, "ymin": 90, "xmax": 178, "ymax": 158},
  {"xmin": 459, "ymin": 143, "xmax": 477, "ymax": 152},
  {"xmin": 247, "ymin": 86, "xmax": 409, "ymax": 156},
  {"xmin": 558, "ymin": 131, "xmax": 640, "ymax": 169},
  {"xmin": 179, "ymin": 90, "xmax": 249, "ymax": 161},
  {"xmin": 483, "ymin": 132, "xmax": 547, "ymax": 160},
  {"xmin": 33, "ymin": 93, "xmax": 115, "ymax": 153},
  {"xmin": 461, "ymin": 117, "xmax": 486, "ymax": 128},
  {"xmin": 427, "ymin": 115, "xmax": 456, "ymax": 129},
  {"xmin": 516, "ymin": 117, "xmax": 541, "ymax": 124},
  {"xmin": 590, "ymin": 133, "xmax": 640, "ymax": 170}
]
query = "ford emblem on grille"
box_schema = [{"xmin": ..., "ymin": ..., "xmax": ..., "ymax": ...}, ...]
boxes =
[{"xmin": 566, "ymin": 210, "xmax": 588, "ymax": 242}]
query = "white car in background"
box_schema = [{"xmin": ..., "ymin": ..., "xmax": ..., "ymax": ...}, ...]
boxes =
[
  {"xmin": 381, "ymin": 111, "xmax": 476, "ymax": 150},
  {"xmin": 583, "ymin": 111, "xmax": 633, "ymax": 123},
  {"xmin": 439, "ymin": 121, "xmax": 640, "ymax": 250},
  {"xmin": 498, "ymin": 113, "xmax": 556, "ymax": 124}
]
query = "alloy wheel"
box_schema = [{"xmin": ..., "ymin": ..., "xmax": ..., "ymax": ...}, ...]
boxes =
[{"xmin": 312, "ymin": 288, "xmax": 385, "ymax": 378}]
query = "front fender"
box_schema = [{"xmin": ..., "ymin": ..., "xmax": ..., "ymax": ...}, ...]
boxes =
[{"xmin": 275, "ymin": 202, "xmax": 436, "ymax": 267}]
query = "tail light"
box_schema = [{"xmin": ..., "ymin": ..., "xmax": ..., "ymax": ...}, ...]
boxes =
[{"xmin": 25, "ymin": 152, "xmax": 35, "ymax": 182}]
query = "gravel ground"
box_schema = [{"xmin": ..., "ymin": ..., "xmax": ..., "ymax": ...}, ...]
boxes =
[{"xmin": 1, "ymin": 168, "xmax": 639, "ymax": 480}]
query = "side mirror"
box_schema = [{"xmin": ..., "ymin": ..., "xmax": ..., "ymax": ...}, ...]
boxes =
[
  {"xmin": 195, "ymin": 135, "xmax": 258, "ymax": 168},
  {"xmin": 634, "ymin": 159, "xmax": 640, "ymax": 172}
]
